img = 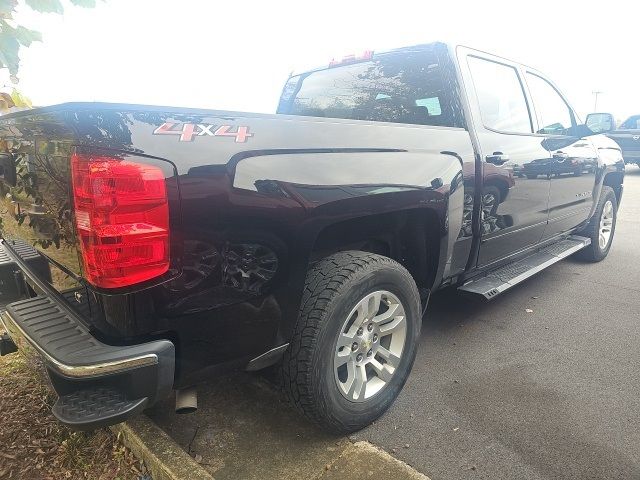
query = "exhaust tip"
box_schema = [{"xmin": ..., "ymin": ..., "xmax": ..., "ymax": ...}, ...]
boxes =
[
  {"xmin": 175, "ymin": 387, "xmax": 197, "ymax": 414},
  {"xmin": 176, "ymin": 406, "xmax": 197, "ymax": 415}
]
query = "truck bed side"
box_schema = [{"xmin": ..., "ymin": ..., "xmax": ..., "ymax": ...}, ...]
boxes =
[{"xmin": 0, "ymin": 103, "xmax": 474, "ymax": 385}]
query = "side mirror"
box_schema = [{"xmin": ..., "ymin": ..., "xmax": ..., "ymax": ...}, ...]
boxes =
[{"xmin": 585, "ymin": 112, "xmax": 615, "ymax": 134}]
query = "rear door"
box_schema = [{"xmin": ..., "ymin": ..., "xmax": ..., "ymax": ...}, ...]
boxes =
[
  {"xmin": 524, "ymin": 71, "xmax": 598, "ymax": 239},
  {"xmin": 459, "ymin": 48, "xmax": 551, "ymax": 267}
]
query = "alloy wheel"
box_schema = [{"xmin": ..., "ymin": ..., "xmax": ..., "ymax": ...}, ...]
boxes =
[
  {"xmin": 333, "ymin": 291, "xmax": 407, "ymax": 402},
  {"xmin": 599, "ymin": 200, "xmax": 614, "ymax": 249}
]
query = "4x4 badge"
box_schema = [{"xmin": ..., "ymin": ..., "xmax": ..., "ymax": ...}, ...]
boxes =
[{"xmin": 153, "ymin": 122, "xmax": 253, "ymax": 143}]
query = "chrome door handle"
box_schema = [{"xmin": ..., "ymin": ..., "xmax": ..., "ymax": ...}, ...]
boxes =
[{"xmin": 486, "ymin": 153, "xmax": 510, "ymax": 165}]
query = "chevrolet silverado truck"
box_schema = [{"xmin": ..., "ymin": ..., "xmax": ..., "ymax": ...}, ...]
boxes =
[
  {"xmin": 586, "ymin": 112, "xmax": 640, "ymax": 166},
  {"xmin": 0, "ymin": 42, "xmax": 625, "ymax": 433}
]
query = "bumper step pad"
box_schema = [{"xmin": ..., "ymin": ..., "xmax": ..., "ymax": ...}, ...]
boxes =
[
  {"xmin": 458, "ymin": 235, "xmax": 591, "ymax": 300},
  {"xmin": 53, "ymin": 387, "xmax": 147, "ymax": 431},
  {"xmin": 0, "ymin": 272, "xmax": 174, "ymax": 429}
]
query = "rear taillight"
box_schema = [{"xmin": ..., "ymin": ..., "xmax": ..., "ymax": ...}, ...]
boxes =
[{"xmin": 71, "ymin": 153, "xmax": 170, "ymax": 288}]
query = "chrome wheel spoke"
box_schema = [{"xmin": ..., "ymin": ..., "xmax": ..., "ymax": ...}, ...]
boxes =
[
  {"xmin": 365, "ymin": 292, "xmax": 382, "ymax": 319},
  {"xmin": 347, "ymin": 364, "xmax": 367, "ymax": 401},
  {"xmin": 336, "ymin": 332, "xmax": 355, "ymax": 350},
  {"xmin": 372, "ymin": 302, "xmax": 400, "ymax": 324},
  {"xmin": 378, "ymin": 315, "xmax": 405, "ymax": 335},
  {"xmin": 341, "ymin": 359, "xmax": 357, "ymax": 390},
  {"xmin": 354, "ymin": 303, "xmax": 367, "ymax": 324},
  {"xmin": 376, "ymin": 346, "xmax": 401, "ymax": 369},
  {"xmin": 334, "ymin": 353, "xmax": 350, "ymax": 367},
  {"xmin": 369, "ymin": 358, "xmax": 393, "ymax": 382}
]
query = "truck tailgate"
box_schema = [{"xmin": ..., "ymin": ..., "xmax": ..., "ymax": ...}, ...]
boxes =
[
  {"xmin": 0, "ymin": 105, "xmax": 181, "ymax": 321},
  {"xmin": 0, "ymin": 146, "xmax": 82, "ymax": 284}
]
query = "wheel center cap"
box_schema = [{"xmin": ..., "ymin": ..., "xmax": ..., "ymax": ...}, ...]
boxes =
[{"xmin": 361, "ymin": 335, "xmax": 372, "ymax": 351}]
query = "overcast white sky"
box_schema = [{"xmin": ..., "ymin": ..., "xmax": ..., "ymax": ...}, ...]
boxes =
[{"xmin": 5, "ymin": 0, "xmax": 639, "ymax": 121}]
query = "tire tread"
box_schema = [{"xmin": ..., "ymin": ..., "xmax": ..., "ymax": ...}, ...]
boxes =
[{"xmin": 280, "ymin": 251, "xmax": 418, "ymax": 430}]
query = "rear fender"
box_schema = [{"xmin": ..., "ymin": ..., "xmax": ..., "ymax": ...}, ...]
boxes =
[{"xmin": 231, "ymin": 149, "xmax": 464, "ymax": 339}]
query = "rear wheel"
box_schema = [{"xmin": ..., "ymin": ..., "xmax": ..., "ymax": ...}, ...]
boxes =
[
  {"xmin": 575, "ymin": 186, "xmax": 617, "ymax": 262},
  {"xmin": 280, "ymin": 251, "xmax": 421, "ymax": 433}
]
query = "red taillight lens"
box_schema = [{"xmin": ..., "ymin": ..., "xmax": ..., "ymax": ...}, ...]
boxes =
[{"xmin": 71, "ymin": 153, "xmax": 170, "ymax": 288}]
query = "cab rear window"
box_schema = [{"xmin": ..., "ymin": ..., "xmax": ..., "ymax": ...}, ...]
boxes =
[{"xmin": 277, "ymin": 48, "xmax": 464, "ymax": 129}]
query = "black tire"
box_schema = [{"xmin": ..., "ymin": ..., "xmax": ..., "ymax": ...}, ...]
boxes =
[
  {"xmin": 575, "ymin": 186, "xmax": 618, "ymax": 262},
  {"xmin": 280, "ymin": 251, "xmax": 421, "ymax": 433}
]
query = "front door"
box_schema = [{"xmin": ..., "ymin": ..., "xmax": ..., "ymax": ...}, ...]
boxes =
[
  {"xmin": 461, "ymin": 51, "xmax": 551, "ymax": 267},
  {"xmin": 523, "ymin": 71, "xmax": 598, "ymax": 239}
]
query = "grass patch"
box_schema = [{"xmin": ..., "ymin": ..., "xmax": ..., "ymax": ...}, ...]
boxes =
[{"xmin": 0, "ymin": 351, "xmax": 147, "ymax": 479}]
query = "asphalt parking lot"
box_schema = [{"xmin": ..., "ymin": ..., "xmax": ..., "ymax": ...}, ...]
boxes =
[
  {"xmin": 354, "ymin": 167, "xmax": 640, "ymax": 480},
  {"xmin": 149, "ymin": 166, "xmax": 640, "ymax": 480}
]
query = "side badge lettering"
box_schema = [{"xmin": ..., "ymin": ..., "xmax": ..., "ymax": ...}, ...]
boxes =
[{"xmin": 153, "ymin": 123, "xmax": 253, "ymax": 143}]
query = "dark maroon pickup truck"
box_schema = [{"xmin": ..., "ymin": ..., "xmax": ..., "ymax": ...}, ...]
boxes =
[{"xmin": 0, "ymin": 42, "xmax": 625, "ymax": 433}]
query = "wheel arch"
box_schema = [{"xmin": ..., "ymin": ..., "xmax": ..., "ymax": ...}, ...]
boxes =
[
  {"xmin": 309, "ymin": 207, "xmax": 443, "ymax": 291},
  {"xmin": 603, "ymin": 170, "xmax": 624, "ymax": 205}
]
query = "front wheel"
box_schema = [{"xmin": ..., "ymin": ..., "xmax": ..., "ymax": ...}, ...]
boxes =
[
  {"xmin": 280, "ymin": 251, "xmax": 421, "ymax": 433},
  {"xmin": 575, "ymin": 186, "xmax": 618, "ymax": 262}
]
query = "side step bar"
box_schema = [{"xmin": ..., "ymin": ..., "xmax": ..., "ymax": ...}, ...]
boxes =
[{"xmin": 458, "ymin": 235, "xmax": 590, "ymax": 300}]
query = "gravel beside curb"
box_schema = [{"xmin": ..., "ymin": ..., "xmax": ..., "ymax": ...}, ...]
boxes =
[{"xmin": 111, "ymin": 415, "xmax": 214, "ymax": 480}]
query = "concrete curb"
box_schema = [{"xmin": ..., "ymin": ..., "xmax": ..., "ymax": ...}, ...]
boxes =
[
  {"xmin": 113, "ymin": 410, "xmax": 428, "ymax": 480},
  {"xmin": 111, "ymin": 415, "xmax": 214, "ymax": 480},
  {"xmin": 351, "ymin": 441, "xmax": 430, "ymax": 479},
  {"xmin": 319, "ymin": 441, "xmax": 431, "ymax": 480}
]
